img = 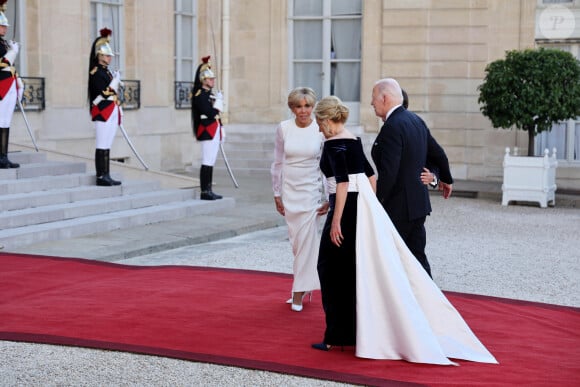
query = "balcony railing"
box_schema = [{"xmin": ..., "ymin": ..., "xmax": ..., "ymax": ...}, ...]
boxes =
[
  {"xmin": 120, "ymin": 79, "xmax": 140, "ymax": 110},
  {"xmin": 20, "ymin": 76, "xmax": 45, "ymax": 111},
  {"xmin": 174, "ymin": 81, "xmax": 194, "ymax": 109},
  {"xmin": 16, "ymin": 77, "xmax": 141, "ymax": 112}
]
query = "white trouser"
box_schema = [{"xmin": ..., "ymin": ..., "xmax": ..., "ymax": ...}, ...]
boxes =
[
  {"xmin": 0, "ymin": 82, "xmax": 16, "ymax": 127},
  {"xmin": 200, "ymin": 130, "xmax": 221, "ymax": 166},
  {"xmin": 95, "ymin": 105, "xmax": 119, "ymax": 149}
]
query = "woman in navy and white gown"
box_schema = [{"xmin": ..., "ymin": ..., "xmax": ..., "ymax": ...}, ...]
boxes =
[{"xmin": 312, "ymin": 96, "xmax": 497, "ymax": 365}]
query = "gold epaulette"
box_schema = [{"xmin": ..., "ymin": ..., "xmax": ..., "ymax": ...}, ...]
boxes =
[
  {"xmin": 0, "ymin": 62, "xmax": 16, "ymax": 76},
  {"xmin": 90, "ymin": 66, "xmax": 98, "ymax": 75},
  {"xmin": 195, "ymin": 89, "xmax": 202, "ymax": 97}
]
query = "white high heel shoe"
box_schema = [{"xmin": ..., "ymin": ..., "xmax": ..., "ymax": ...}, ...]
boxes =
[{"xmin": 290, "ymin": 291, "xmax": 312, "ymax": 312}]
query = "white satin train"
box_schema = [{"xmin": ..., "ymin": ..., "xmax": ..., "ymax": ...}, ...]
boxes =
[{"xmin": 353, "ymin": 173, "xmax": 497, "ymax": 365}]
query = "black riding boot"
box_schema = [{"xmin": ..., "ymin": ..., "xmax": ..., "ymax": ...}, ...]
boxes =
[
  {"xmin": 95, "ymin": 149, "xmax": 121, "ymax": 186},
  {"xmin": 206, "ymin": 165, "xmax": 222, "ymax": 200},
  {"xmin": 200, "ymin": 165, "xmax": 222, "ymax": 200},
  {"xmin": 200, "ymin": 165, "xmax": 215, "ymax": 200},
  {"xmin": 0, "ymin": 127, "xmax": 20, "ymax": 169}
]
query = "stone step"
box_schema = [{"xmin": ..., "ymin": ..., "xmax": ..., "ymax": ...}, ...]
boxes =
[
  {"xmin": 214, "ymin": 165, "xmax": 270, "ymax": 176},
  {"xmin": 0, "ymin": 173, "xmax": 94, "ymax": 195},
  {"xmin": 0, "ymin": 188, "xmax": 196, "ymax": 228},
  {"xmin": 223, "ymin": 133, "xmax": 275, "ymax": 144},
  {"xmin": 0, "ymin": 151, "xmax": 234, "ymax": 250},
  {"xmin": 0, "ymin": 197, "xmax": 235, "ymax": 250},
  {"xmin": 221, "ymin": 143, "xmax": 275, "ymax": 154},
  {"xmin": 217, "ymin": 156, "xmax": 272, "ymax": 170},
  {"xmin": 0, "ymin": 180, "xmax": 158, "ymax": 211},
  {"xmin": 0, "ymin": 161, "xmax": 87, "ymax": 180},
  {"xmin": 7, "ymin": 151, "xmax": 47, "ymax": 164}
]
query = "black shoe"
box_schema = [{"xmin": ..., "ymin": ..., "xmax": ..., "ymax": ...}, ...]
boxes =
[
  {"xmin": 96, "ymin": 174, "xmax": 122, "ymax": 186},
  {"xmin": 200, "ymin": 191, "xmax": 217, "ymax": 200},
  {"xmin": 210, "ymin": 191, "xmax": 222, "ymax": 200},
  {"xmin": 0, "ymin": 156, "xmax": 19, "ymax": 169},
  {"xmin": 311, "ymin": 343, "xmax": 332, "ymax": 351}
]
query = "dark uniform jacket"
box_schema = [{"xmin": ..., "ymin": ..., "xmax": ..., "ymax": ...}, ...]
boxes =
[
  {"xmin": 192, "ymin": 87, "xmax": 220, "ymax": 141},
  {"xmin": 89, "ymin": 64, "xmax": 118, "ymax": 122},
  {"xmin": 0, "ymin": 38, "xmax": 16, "ymax": 100}
]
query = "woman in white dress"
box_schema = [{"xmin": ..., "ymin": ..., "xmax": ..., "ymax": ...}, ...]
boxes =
[{"xmin": 271, "ymin": 87, "xmax": 329, "ymax": 312}]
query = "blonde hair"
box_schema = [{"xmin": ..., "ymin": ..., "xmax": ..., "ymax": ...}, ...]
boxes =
[
  {"xmin": 314, "ymin": 96, "xmax": 349, "ymax": 124},
  {"xmin": 287, "ymin": 87, "xmax": 317, "ymax": 109}
]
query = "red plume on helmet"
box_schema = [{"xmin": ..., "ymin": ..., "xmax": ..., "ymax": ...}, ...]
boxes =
[{"xmin": 100, "ymin": 28, "xmax": 112, "ymax": 38}]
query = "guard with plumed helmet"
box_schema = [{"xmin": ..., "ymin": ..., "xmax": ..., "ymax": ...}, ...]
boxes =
[
  {"xmin": 191, "ymin": 55, "xmax": 224, "ymax": 200},
  {"xmin": 88, "ymin": 27, "xmax": 122, "ymax": 186}
]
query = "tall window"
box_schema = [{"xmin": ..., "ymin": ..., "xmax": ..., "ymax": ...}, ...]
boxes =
[
  {"xmin": 175, "ymin": 0, "xmax": 197, "ymax": 82},
  {"xmin": 90, "ymin": 0, "xmax": 124, "ymax": 71},
  {"xmin": 289, "ymin": 0, "xmax": 362, "ymax": 122},
  {"xmin": 535, "ymin": 44, "xmax": 580, "ymax": 162}
]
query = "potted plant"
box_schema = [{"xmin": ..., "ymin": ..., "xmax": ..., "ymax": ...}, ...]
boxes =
[{"xmin": 477, "ymin": 48, "xmax": 580, "ymax": 207}]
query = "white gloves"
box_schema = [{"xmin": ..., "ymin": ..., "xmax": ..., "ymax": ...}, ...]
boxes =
[
  {"xmin": 109, "ymin": 70, "xmax": 122, "ymax": 93},
  {"xmin": 213, "ymin": 90, "xmax": 224, "ymax": 111},
  {"xmin": 16, "ymin": 77, "xmax": 24, "ymax": 102},
  {"xmin": 116, "ymin": 70, "xmax": 124, "ymax": 88},
  {"xmin": 8, "ymin": 40, "xmax": 19, "ymax": 53},
  {"xmin": 220, "ymin": 124, "xmax": 226, "ymax": 142},
  {"xmin": 4, "ymin": 41, "xmax": 19, "ymax": 65}
]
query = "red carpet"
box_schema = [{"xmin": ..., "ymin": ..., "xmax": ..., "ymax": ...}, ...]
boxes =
[{"xmin": 1, "ymin": 253, "xmax": 579, "ymax": 386}]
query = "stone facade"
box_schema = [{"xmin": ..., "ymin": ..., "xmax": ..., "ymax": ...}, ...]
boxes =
[{"xmin": 8, "ymin": 0, "xmax": 580, "ymax": 189}]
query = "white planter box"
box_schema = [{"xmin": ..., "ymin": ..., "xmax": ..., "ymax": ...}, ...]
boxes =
[{"xmin": 502, "ymin": 147, "xmax": 557, "ymax": 208}]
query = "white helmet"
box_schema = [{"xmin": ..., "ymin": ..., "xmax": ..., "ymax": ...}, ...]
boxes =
[
  {"xmin": 0, "ymin": 11, "xmax": 9, "ymax": 27},
  {"xmin": 199, "ymin": 67, "xmax": 215, "ymax": 82},
  {"xmin": 196, "ymin": 56, "xmax": 216, "ymax": 83},
  {"xmin": 96, "ymin": 41, "xmax": 114, "ymax": 57},
  {"xmin": 94, "ymin": 28, "xmax": 114, "ymax": 57}
]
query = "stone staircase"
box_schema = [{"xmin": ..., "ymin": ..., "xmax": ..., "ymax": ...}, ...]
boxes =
[
  {"xmin": 213, "ymin": 124, "xmax": 276, "ymax": 176},
  {"xmin": 0, "ymin": 151, "xmax": 234, "ymax": 250}
]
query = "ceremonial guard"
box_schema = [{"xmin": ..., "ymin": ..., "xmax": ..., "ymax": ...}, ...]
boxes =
[
  {"xmin": 88, "ymin": 28, "xmax": 122, "ymax": 186},
  {"xmin": 191, "ymin": 56, "xmax": 223, "ymax": 200},
  {"xmin": 0, "ymin": 0, "xmax": 23, "ymax": 169}
]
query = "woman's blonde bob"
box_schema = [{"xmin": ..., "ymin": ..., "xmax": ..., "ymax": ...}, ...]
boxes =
[{"xmin": 287, "ymin": 87, "xmax": 317, "ymax": 109}]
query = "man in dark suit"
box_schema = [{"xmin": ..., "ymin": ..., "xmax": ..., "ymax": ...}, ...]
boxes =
[{"xmin": 370, "ymin": 78, "xmax": 453, "ymax": 277}]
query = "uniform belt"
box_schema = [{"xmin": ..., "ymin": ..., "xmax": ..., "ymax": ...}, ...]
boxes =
[
  {"xmin": 200, "ymin": 114, "xmax": 220, "ymax": 120},
  {"xmin": 92, "ymin": 95, "xmax": 117, "ymax": 105}
]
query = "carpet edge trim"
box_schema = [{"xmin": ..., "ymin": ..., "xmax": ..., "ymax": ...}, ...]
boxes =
[{"xmin": 0, "ymin": 332, "xmax": 426, "ymax": 387}]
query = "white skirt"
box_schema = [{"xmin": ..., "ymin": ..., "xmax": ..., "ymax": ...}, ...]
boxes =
[{"xmin": 283, "ymin": 163, "xmax": 322, "ymax": 293}]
